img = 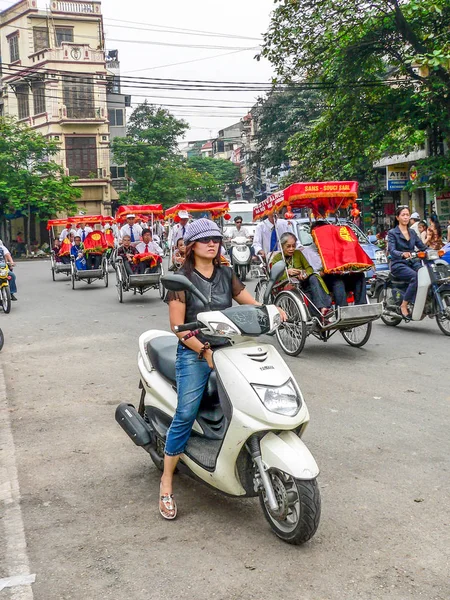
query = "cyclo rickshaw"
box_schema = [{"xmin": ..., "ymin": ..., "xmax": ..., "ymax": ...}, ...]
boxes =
[
  {"xmin": 165, "ymin": 201, "xmax": 230, "ymax": 268},
  {"xmin": 69, "ymin": 215, "xmax": 110, "ymax": 289},
  {"xmin": 115, "ymin": 204, "xmax": 165, "ymax": 303},
  {"xmin": 254, "ymin": 181, "xmax": 382, "ymax": 356},
  {"xmin": 47, "ymin": 218, "xmax": 73, "ymax": 280}
]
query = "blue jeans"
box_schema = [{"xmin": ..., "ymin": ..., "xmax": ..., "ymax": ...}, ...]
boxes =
[
  {"xmin": 164, "ymin": 344, "xmax": 212, "ymax": 456},
  {"xmin": 9, "ymin": 270, "xmax": 17, "ymax": 294}
]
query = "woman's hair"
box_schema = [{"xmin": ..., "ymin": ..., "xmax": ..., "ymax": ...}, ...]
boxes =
[
  {"xmin": 430, "ymin": 219, "xmax": 442, "ymax": 237},
  {"xmin": 176, "ymin": 237, "xmax": 184, "ymax": 247},
  {"xmin": 182, "ymin": 241, "xmax": 221, "ymax": 275},
  {"xmin": 418, "ymin": 220, "xmax": 427, "ymax": 229},
  {"xmin": 280, "ymin": 232, "xmax": 297, "ymax": 246}
]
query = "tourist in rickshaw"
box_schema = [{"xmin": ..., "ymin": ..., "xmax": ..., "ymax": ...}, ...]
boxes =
[
  {"xmin": 52, "ymin": 238, "xmax": 62, "ymax": 262},
  {"xmin": 135, "ymin": 228, "xmax": 163, "ymax": 274},
  {"xmin": 171, "ymin": 237, "xmax": 186, "ymax": 271},
  {"xmin": 309, "ymin": 221, "xmax": 368, "ymax": 307},
  {"xmin": 70, "ymin": 236, "xmax": 87, "ymax": 270},
  {"xmin": 271, "ymin": 232, "xmax": 333, "ymax": 318},
  {"xmin": 118, "ymin": 234, "xmax": 138, "ymax": 275},
  {"xmin": 119, "ymin": 214, "xmax": 143, "ymax": 243}
]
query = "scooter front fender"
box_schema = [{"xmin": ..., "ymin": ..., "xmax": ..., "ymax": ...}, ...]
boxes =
[{"xmin": 260, "ymin": 431, "xmax": 319, "ymax": 480}]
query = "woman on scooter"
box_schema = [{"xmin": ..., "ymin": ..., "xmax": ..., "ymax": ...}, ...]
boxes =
[
  {"xmin": 162, "ymin": 218, "xmax": 285, "ymax": 520},
  {"xmin": 387, "ymin": 206, "xmax": 427, "ymax": 319}
]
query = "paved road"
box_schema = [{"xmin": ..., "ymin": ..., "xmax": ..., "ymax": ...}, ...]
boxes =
[{"xmin": 1, "ymin": 260, "xmax": 449, "ymax": 600}]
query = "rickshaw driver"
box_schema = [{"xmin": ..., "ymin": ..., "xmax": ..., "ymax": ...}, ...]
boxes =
[
  {"xmin": 76, "ymin": 223, "xmax": 93, "ymax": 242},
  {"xmin": 119, "ymin": 214, "xmax": 143, "ymax": 243},
  {"xmin": 171, "ymin": 210, "xmax": 190, "ymax": 249},
  {"xmin": 252, "ymin": 214, "xmax": 292, "ymax": 261}
]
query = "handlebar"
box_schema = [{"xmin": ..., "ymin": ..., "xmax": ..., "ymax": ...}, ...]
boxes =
[{"xmin": 174, "ymin": 321, "xmax": 202, "ymax": 333}]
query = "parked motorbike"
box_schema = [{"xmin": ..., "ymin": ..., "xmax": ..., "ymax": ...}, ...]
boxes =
[
  {"xmin": 230, "ymin": 236, "xmax": 252, "ymax": 281},
  {"xmin": 0, "ymin": 262, "xmax": 12, "ymax": 314},
  {"xmin": 115, "ymin": 262, "xmax": 321, "ymax": 545},
  {"xmin": 375, "ymin": 249, "xmax": 450, "ymax": 335}
]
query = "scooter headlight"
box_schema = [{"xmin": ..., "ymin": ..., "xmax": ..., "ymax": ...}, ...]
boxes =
[
  {"xmin": 427, "ymin": 249, "xmax": 439, "ymax": 260},
  {"xmin": 252, "ymin": 379, "xmax": 301, "ymax": 416},
  {"xmin": 208, "ymin": 321, "xmax": 240, "ymax": 336},
  {"xmin": 0, "ymin": 268, "xmax": 8, "ymax": 277}
]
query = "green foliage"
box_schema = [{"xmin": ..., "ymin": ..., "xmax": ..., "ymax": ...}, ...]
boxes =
[
  {"xmin": 186, "ymin": 156, "xmax": 239, "ymax": 187},
  {"xmin": 0, "ymin": 117, "xmax": 81, "ymax": 219},
  {"xmin": 260, "ymin": 0, "xmax": 450, "ymax": 189}
]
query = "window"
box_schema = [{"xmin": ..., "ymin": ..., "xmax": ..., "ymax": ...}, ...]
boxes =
[
  {"xmin": 16, "ymin": 85, "xmax": 29, "ymax": 120},
  {"xmin": 32, "ymin": 82, "xmax": 46, "ymax": 115},
  {"xmin": 108, "ymin": 108, "xmax": 124, "ymax": 127},
  {"xmin": 33, "ymin": 27, "xmax": 49, "ymax": 52},
  {"xmin": 65, "ymin": 137, "xmax": 97, "ymax": 178},
  {"xmin": 9, "ymin": 34, "xmax": 20, "ymax": 62},
  {"xmin": 63, "ymin": 76, "xmax": 95, "ymax": 119},
  {"xmin": 55, "ymin": 27, "xmax": 74, "ymax": 46},
  {"xmin": 111, "ymin": 166, "xmax": 125, "ymax": 178}
]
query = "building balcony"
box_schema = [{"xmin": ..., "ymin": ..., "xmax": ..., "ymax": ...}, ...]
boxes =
[
  {"xmin": 30, "ymin": 43, "xmax": 104, "ymax": 65},
  {"xmin": 50, "ymin": 1, "xmax": 101, "ymax": 15}
]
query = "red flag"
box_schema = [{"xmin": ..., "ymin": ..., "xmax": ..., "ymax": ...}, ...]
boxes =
[
  {"xmin": 132, "ymin": 252, "xmax": 162, "ymax": 267},
  {"xmin": 312, "ymin": 225, "xmax": 373, "ymax": 273},
  {"xmin": 59, "ymin": 237, "xmax": 72, "ymax": 256},
  {"xmin": 83, "ymin": 231, "xmax": 108, "ymax": 254},
  {"xmin": 104, "ymin": 229, "xmax": 115, "ymax": 248}
]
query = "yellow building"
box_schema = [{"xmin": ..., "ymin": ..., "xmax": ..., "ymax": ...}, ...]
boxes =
[{"xmin": 0, "ymin": 0, "xmax": 114, "ymax": 217}]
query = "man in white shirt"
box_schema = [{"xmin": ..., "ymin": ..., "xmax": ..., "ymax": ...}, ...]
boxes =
[
  {"xmin": 135, "ymin": 228, "xmax": 163, "ymax": 274},
  {"xmin": 171, "ymin": 210, "xmax": 190, "ymax": 249},
  {"xmin": 59, "ymin": 223, "xmax": 77, "ymax": 241},
  {"xmin": 76, "ymin": 223, "xmax": 93, "ymax": 242},
  {"xmin": 0, "ymin": 241, "xmax": 18, "ymax": 300},
  {"xmin": 228, "ymin": 216, "xmax": 250, "ymax": 241},
  {"xmin": 252, "ymin": 215, "xmax": 292, "ymax": 259},
  {"xmin": 409, "ymin": 212, "xmax": 421, "ymax": 235},
  {"xmin": 119, "ymin": 214, "xmax": 142, "ymax": 243}
]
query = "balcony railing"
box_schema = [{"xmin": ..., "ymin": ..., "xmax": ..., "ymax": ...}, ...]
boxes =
[
  {"xmin": 31, "ymin": 43, "xmax": 104, "ymax": 64},
  {"xmin": 50, "ymin": 1, "xmax": 101, "ymax": 14}
]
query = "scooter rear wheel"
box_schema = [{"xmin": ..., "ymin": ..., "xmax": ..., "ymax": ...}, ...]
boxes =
[
  {"xmin": 436, "ymin": 292, "xmax": 450, "ymax": 336},
  {"xmin": 259, "ymin": 470, "xmax": 321, "ymax": 545},
  {"xmin": 377, "ymin": 287, "xmax": 402, "ymax": 326}
]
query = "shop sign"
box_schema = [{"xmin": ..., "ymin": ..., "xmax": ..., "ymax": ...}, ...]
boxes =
[{"xmin": 387, "ymin": 164, "xmax": 408, "ymax": 191}]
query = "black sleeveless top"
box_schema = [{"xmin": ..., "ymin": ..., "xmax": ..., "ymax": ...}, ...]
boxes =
[{"xmin": 165, "ymin": 266, "xmax": 244, "ymax": 347}]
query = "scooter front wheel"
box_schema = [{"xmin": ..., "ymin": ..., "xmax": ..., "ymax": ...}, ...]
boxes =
[{"xmin": 259, "ymin": 470, "xmax": 321, "ymax": 545}]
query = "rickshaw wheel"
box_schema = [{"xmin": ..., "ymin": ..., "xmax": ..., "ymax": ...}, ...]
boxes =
[
  {"xmin": 71, "ymin": 273, "xmax": 75, "ymax": 290},
  {"xmin": 274, "ymin": 290, "xmax": 307, "ymax": 356},
  {"xmin": 116, "ymin": 269, "xmax": 123, "ymax": 303},
  {"xmin": 159, "ymin": 279, "xmax": 165, "ymax": 299},
  {"xmin": 52, "ymin": 267, "xmax": 55, "ymax": 281},
  {"xmin": 104, "ymin": 268, "xmax": 109, "ymax": 288},
  {"xmin": 0, "ymin": 327, "xmax": 4, "ymax": 351},
  {"xmin": 340, "ymin": 322, "xmax": 372, "ymax": 347}
]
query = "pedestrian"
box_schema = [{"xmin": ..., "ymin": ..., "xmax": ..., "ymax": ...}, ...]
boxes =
[
  {"xmin": 425, "ymin": 219, "xmax": 443, "ymax": 250},
  {"xmin": 409, "ymin": 212, "xmax": 421, "ymax": 235},
  {"xmin": 418, "ymin": 221, "xmax": 428, "ymax": 244},
  {"xmin": 160, "ymin": 218, "xmax": 285, "ymax": 520}
]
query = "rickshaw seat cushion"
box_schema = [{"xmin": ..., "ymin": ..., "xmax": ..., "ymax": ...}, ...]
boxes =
[{"xmin": 146, "ymin": 336, "xmax": 219, "ymax": 406}]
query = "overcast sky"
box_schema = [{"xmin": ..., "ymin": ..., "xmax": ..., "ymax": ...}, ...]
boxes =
[{"xmin": 2, "ymin": 0, "xmax": 276, "ymax": 141}]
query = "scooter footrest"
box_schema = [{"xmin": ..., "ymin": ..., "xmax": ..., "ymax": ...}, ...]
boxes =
[{"xmin": 184, "ymin": 436, "xmax": 222, "ymax": 469}]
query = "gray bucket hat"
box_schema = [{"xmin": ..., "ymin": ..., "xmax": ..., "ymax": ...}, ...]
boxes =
[{"xmin": 184, "ymin": 218, "xmax": 223, "ymax": 243}]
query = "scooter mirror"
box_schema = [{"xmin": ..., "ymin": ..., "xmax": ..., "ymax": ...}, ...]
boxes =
[
  {"xmin": 161, "ymin": 274, "xmax": 209, "ymax": 307},
  {"xmin": 263, "ymin": 261, "xmax": 286, "ymax": 304}
]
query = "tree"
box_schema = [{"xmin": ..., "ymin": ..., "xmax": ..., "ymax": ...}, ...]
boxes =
[
  {"xmin": 112, "ymin": 102, "xmax": 191, "ymax": 206},
  {"xmin": 260, "ymin": 0, "xmax": 450, "ymax": 189},
  {"xmin": 186, "ymin": 156, "xmax": 240, "ymax": 200},
  {"xmin": 0, "ymin": 117, "xmax": 81, "ymax": 248}
]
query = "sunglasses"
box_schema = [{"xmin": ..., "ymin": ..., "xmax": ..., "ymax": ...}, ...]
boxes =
[
  {"xmin": 235, "ymin": 221, "xmax": 242, "ymax": 224},
  {"xmin": 196, "ymin": 236, "xmax": 222, "ymax": 244}
]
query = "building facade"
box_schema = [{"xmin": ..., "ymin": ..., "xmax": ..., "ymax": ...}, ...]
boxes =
[{"xmin": 0, "ymin": 0, "xmax": 113, "ymax": 216}]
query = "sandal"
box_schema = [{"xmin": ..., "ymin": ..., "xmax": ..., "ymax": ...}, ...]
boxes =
[{"xmin": 159, "ymin": 485, "xmax": 177, "ymax": 520}]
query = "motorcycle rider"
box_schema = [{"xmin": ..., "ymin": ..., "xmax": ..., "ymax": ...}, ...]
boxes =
[
  {"xmin": 161, "ymin": 218, "xmax": 285, "ymax": 520},
  {"xmin": 387, "ymin": 206, "xmax": 427, "ymax": 319},
  {"xmin": 0, "ymin": 241, "xmax": 18, "ymax": 300},
  {"xmin": 228, "ymin": 215, "xmax": 252, "ymax": 265}
]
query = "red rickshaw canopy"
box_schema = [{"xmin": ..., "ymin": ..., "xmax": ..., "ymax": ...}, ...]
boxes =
[
  {"xmin": 165, "ymin": 202, "xmax": 229, "ymax": 221},
  {"xmin": 47, "ymin": 218, "xmax": 72, "ymax": 230},
  {"xmin": 68, "ymin": 215, "xmax": 115, "ymax": 226},
  {"xmin": 115, "ymin": 205, "xmax": 164, "ymax": 223},
  {"xmin": 253, "ymin": 181, "xmax": 359, "ymax": 220}
]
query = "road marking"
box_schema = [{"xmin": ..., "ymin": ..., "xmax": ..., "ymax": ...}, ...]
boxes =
[{"xmin": 0, "ymin": 364, "xmax": 35, "ymax": 598}]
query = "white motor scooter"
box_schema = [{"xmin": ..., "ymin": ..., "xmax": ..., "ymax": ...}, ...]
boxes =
[
  {"xmin": 116, "ymin": 263, "xmax": 321, "ymax": 544},
  {"xmin": 230, "ymin": 236, "xmax": 252, "ymax": 281}
]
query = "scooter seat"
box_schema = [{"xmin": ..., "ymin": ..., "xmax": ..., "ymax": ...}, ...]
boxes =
[{"xmin": 146, "ymin": 336, "xmax": 220, "ymax": 407}]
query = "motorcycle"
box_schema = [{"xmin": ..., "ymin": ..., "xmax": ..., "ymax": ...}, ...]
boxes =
[
  {"xmin": 115, "ymin": 262, "xmax": 321, "ymax": 545},
  {"xmin": 0, "ymin": 261, "xmax": 12, "ymax": 314},
  {"xmin": 375, "ymin": 248, "xmax": 450, "ymax": 335},
  {"xmin": 230, "ymin": 236, "xmax": 252, "ymax": 282}
]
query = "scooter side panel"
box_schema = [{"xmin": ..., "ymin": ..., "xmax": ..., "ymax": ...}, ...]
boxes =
[
  {"xmin": 412, "ymin": 266, "xmax": 431, "ymax": 321},
  {"xmin": 260, "ymin": 431, "xmax": 320, "ymax": 479}
]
